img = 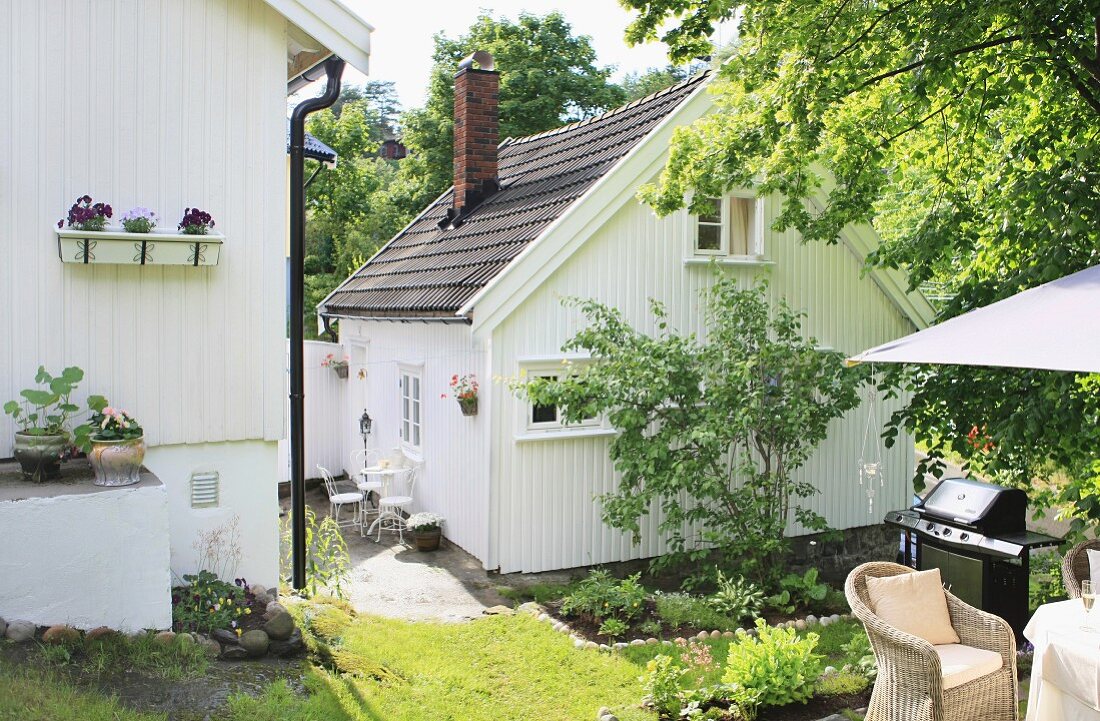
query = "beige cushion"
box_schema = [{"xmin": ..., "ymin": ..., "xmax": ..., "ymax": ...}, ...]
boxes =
[
  {"xmin": 866, "ymin": 568, "xmax": 961, "ymax": 645},
  {"xmin": 935, "ymin": 644, "xmax": 1003, "ymax": 689},
  {"xmin": 1086, "ymin": 548, "xmax": 1100, "ymax": 588}
]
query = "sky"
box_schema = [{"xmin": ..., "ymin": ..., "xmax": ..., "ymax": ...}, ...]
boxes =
[{"xmin": 308, "ymin": 0, "xmax": 734, "ymax": 111}]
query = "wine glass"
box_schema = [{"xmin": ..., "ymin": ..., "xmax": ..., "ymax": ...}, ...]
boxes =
[{"xmin": 1083, "ymin": 580, "xmax": 1096, "ymax": 631}]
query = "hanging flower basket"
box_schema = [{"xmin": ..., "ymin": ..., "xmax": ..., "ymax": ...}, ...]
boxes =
[
  {"xmin": 445, "ymin": 374, "xmax": 479, "ymax": 416},
  {"xmin": 458, "ymin": 397, "xmax": 478, "ymax": 416},
  {"xmin": 321, "ymin": 353, "xmax": 349, "ymax": 379}
]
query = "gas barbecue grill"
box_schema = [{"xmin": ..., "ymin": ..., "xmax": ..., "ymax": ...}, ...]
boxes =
[{"xmin": 884, "ymin": 477, "xmax": 1060, "ymax": 639}]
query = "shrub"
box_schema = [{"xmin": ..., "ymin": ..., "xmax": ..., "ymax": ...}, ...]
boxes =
[
  {"xmin": 766, "ymin": 568, "xmax": 831, "ymax": 614},
  {"xmin": 560, "ymin": 570, "xmax": 647, "ymax": 622},
  {"xmin": 655, "ymin": 592, "xmax": 742, "ymax": 632},
  {"xmin": 817, "ymin": 670, "xmax": 870, "ymax": 696},
  {"xmin": 280, "ymin": 505, "xmax": 350, "ymax": 599},
  {"xmin": 640, "ymin": 653, "xmax": 685, "ymax": 716},
  {"xmin": 171, "ymin": 570, "xmax": 256, "ymax": 635},
  {"xmin": 840, "ymin": 630, "xmax": 877, "ymax": 679},
  {"xmin": 708, "ymin": 570, "xmax": 764, "ymax": 622},
  {"xmin": 598, "ymin": 618, "xmax": 629, "ymax": 640},
  {"xmin": 638, "ymin": 619, "xmax": 664, "ymax": 637},
  {"xmin": 722, "ymin": 619, "xmax": 823, "ymax": 719}
]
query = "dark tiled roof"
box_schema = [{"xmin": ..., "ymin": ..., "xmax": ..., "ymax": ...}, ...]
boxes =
[
  {"xmin": 286, "ymin": 123, "xmax": 338, "ymax": 164},
  {"xmin": 322, "ymin": 72, "xmax": 709, "ymax": 318}
]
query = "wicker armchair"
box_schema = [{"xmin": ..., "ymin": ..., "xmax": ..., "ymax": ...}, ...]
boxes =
[
  {"xmin": 845, "ymin": 562, "xmax": 1017, "ymax": 721},
  {"xmin": 1061, "ymin": 539, "xmax": 1100, "ymax": 599}
]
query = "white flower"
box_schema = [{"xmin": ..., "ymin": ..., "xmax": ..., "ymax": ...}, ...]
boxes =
[{"xmin": 406, "ymin": 512, "xmax": 445, "ymax": 531}]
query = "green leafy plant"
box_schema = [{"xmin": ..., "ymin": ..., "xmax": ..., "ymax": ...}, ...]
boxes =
[
  {"xmin": 3, "ymin": 366, "xmax": 100, "ymax": 439},
  {"xmin": 638, "ymin": 618, "xmax": 664, "ymax": 637},
  {"xmin": 766, "ymin": 569, "xmax": 831, "ymax": 613},
  {"xmin": 280, "ymin": 505, "xmax": 351, "ymax": 599},
  {"xmin": 598, "ymin": 617, "xmax": 629, "ymax": 641},
  {"xmin": 817, "ymin": 670, "xmax": 870, "ymax": 696},
  {"xmin": 517, "ymin": 280, "xmax": 862, "ymax": 586},
  {"xmin": 171, "ymin": 570, "xmax": 256, "ymax": 635},
  {"xmin": 640, "ymin": 653, "xmax": 686, "ymax": 716},
  {"xmin": 708, "ymin": 570, "xmax": 764, "ymax": 622},
  {"xmin": 655, "ymin": 592, "xmax": 742, "ymax": 632},
  {"xmin": 1030, "ymin": 550, "xmax": 1067, "ymax": 611},
  {"xmin": 86, "ymin": 402, "xmax": 143, "ymax": 443},
  {"xmin": 721, "ymin": 619, "xmax": 824, "ymax": 719},
  {"xmin": 560, "ymin": 570, "xmax": 647, "ymax": 622},
  {"xmin": 840, "ymin": 630, "xmax": 877, "ymax": 680}
]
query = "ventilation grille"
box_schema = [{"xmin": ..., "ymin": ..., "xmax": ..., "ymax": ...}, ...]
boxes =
[{"xmin": 190, "ymin": 471, "xmax": 220, "ymax": 508}]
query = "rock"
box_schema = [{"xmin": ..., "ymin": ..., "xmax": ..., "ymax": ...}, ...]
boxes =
[
  {"xmin": 824, "ymin": 665, "xmax": 838, "ymax": 676},
  {"xmin": 239, "ymin": 629, "xmax": 270, "ymax": 657},
  {"xmin": 198, "ymin": 636, "xmax": 222, "ymax": 658},
  {"xmin": 795, "ymin": 620, "xmax": 807, "ymax": 630},
  {"xmin": 695, "ymin": 631, "xmax": 709, "ymax": 641},
  {"xmin": 596, "ymin": 708, "xmax": 611, "ymax": 721},
  {"xmin": 250, "ymin": 584, "xmax": 268, "ymax": 600},
  {"xmin": 176, "ymin": 632, "xmax": 197, "ymax": 646},
  {"xmin": 662, "ymin": 639, "xmax": 674, "ymax": 645},
  {"xmin": 630, "ymin": 639, "xmax": 645, "ymax": 646},
  {"xmin": 153, "ymin": 631, "xmax": 176, "ymax": 646},
  {"xmin": 85, "ymin": 626, "xmax": 116, "ymax": 641},
  {"xmin": 599, "ymin": 644, "xmax": 609, "ymax": 651},
  {"xmin": 584, "ymin": 641, "xmax": 598, "ymax": 650},
  {"xmin": 710, "ymin": 629, "xmax": 721, "ymax": 638},
  {"xmin": 645, "ymin": 637, "xmax": 658, "ymax": 645},
  {"xmin": 220, "ymin": 645, "xmax": 250, "ymax": 661},
  {"xmin": 613, "ymin": 642, "xmax": 628, "ymax": 650},
  {"xmin": 537, "ymin": 613, "xmax": 550, "ymax": 623},
  {"xmin": 831, "ymin": 613, "xmax": 842, "ymax": 623},
  {"xmin": 263, "ymin": 602, "xmax": 287, "ymax": 620},
  {"xmin": 517, "ymin": 602, "xmax": 544, "ymax": 616},
  {"xmin": 746, "ymin": 628, "xmax": 758, "ymax": 637},
  {"xmin": 5, "ymin": 620, "xmax": 34, "ymax": 643},
  {"xmin": 42, "ymin": 625, "xmax": 80, "ymax": 645},
  {"xmin": 269, "ymin": 629, "xmax": 305, "ymax": 657},
  {"xmin": 722, "ymin": 630, "xmax": 735, "ymax": 638},
  {"xmin": 805, "ymin": 615, "xmax": 818, "ymax": 626},
  {"xmin": 674, "ymin": 637, "xmax": 686, "ymax": 644},
  {"xmin": 482, "ymin": 605, "xmax": 514, "ymax": 616},
  {"xmin": 263, "ymin": 610, "xmax": 295, "ymax": 641},
  {"xmin": 820, "ymin": 616, "xmax": 832, "ymax": 627},
  {"xmin": 573, "ymin": 638, "xmax": 585, "ymax": 649},
  {"xmin": 213, "ymin": 628, "xmax": 240, "ymax": 646}
]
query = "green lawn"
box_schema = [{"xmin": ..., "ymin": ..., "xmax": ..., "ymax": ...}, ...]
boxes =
[{"xmin": 0, "ymin": 662, "xmax": 164, "ymax": 721}]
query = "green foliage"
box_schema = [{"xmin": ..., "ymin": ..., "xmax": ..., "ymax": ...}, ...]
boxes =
[
  {"xmin": 817, "ymin": 670, "xmax": 870, "ymax": 697},
  {"xmin": 171, "ymin": 570, "xmax": 255, "ymax": 635},
  {"xmin": 621, "ymin": 65, "xmax": 690, "ymax": 101},
  {"xmin": 0, "ymin": 664, "xmax": 164, "ymax": 721},
  {"xmin": 620, "ymin": 0, "xmax": 1100, "ymax": 527},
  {"xmin": 708, "ymin": 570, "xmax": 764, "ymax": 622},
  {"xmin": 766, "ymin": 569, "xmax": 832, "ymax": 613},
  {"xmin": 560, "ymin": 570, "xmax": 647, "ymax": 622},
  {"xmin": 640, "ymin": 653, "xmax": 686, "ymax": 716},
  {"xmin": 599, "ymin": 617, "xmax": 630, "ymax": 640},
  {"xmin": 1030, "ymin": 550, "xmax": 1068, "ymax": 610},
  {"xmin": 280, "ymin": 505, "xmax": 351, "ymax": 599},
  {"xmin": 655, "ymin": 592, "xmax": 743, "ymax": 632},
  {"xmin": 722, "ymin": 620, "xmax": 824, "ymax": 718},
  {"xmin": 4, "ymin": 366, "xmax": 100, "ymax": 440},
  {"xmin": 639, "ymin": 618, "xmax": 665, "ymax": 637},
  {"xmin": 840, "ymin": 630, "xmax": 877, "ymax": 680},
  {"xmin": 518, "ymin": 279, "xmax": 862, "ymax": 584}
]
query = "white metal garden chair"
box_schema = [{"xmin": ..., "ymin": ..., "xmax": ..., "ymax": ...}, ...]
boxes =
[
  {"xmin": 366, "ymin": 454, "xmax": 421, "ymax": 544},
  {"xmin": 318, "ymin": 465, "xmax": 364, "ymax": 532},
  {"xmin": 351, "ymin": 448, "xmax": 384, "ymax": 526}
]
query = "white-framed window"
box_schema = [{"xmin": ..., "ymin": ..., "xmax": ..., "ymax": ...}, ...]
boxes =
[
  {"xmin": 693, "ymin": 193, "xmax": 763, "ymax": 258},
  {"xmin": 524, "ymin": 365, "xmax": 601, "ymax": 432},
  {"xmin": 398, "ymin": 365, "xmax": 422, "ymax": 450}
]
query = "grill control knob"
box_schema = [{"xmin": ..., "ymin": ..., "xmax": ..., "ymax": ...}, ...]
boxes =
[
  {"xmin": 942, "ymin": 528, "xmax": 952, "ymax": 537},
  {"xmin": 959, "ymin": 532, "xmax": 969, "ymax": 542},
  {"xmin": 926, "ymin": 522, "xmax": 935, "ymax": 531}
]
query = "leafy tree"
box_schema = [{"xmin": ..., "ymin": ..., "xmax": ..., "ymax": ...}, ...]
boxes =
[
  {"xmin": 516, "ymin": 279, "xmax": 862, "ymax": 585},
  {"xmin": 620, "ymin": 0, "xmax": 1100, "ymax": 530},
  {"xmin": 621, "ymin": 66, "xmax": 690, "ymax": 101}
]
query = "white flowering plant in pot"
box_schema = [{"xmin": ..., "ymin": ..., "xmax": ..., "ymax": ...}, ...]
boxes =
[{"xmin": 406, "ymin": 512, "xmax": 445, "ymax": 552}]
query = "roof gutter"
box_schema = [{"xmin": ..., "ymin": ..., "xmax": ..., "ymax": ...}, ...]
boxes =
[
  {"xmin": 323, "ymin": 313, "xmax": 473, "ymax": 325},
  {"xmin": 289, "ymin": 55, "xmax": 344, "ymax": 592}
]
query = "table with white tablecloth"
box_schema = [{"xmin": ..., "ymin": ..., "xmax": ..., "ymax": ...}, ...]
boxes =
[{"xmin": 1025, "ymin": 599, "xmax": 1100, "ymax": 721}]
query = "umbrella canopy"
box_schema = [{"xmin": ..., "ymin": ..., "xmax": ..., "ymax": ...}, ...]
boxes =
[{"xmin": 849, "ymin": 264, "xmax": 1100, "ymax": 373}]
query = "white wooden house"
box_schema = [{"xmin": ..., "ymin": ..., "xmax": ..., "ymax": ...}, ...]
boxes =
[
  {"xmin": 0, "ymin": 0, "xmax": 371, "ymax": 631},
  {"xmin": 321, "ymin": 64, "xmax": 935, "ymax": 574}
]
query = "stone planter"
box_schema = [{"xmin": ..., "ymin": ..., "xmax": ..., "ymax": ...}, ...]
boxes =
[
  {"xmin": 458, "ymin": 397, "xmax": 478, "ymax": 416},
  {"xmin": 13, "ymin": 431, "xmax": 70, "ymax": 482},
  {"xmin": 89, "ymin": 436, "xmax": 146, "ymax": 487},
  {"xmin": 334, "ymin": 364, "xmax": 349, "ymax": 379},
  {"xmin": 414, "ymin": 527, "xmax": 442, "ymax": 552}
]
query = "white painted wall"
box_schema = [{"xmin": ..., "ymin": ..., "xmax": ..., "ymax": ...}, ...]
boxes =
[
  {"xmin": 277, "ymin": 340, "xmax": 349, "ymax": 482},
  {"xmin": 0, "ymin": 484, "xmax": 172, "ymax": 631},
  {"xmin": 0, "ymin": 0, "xmax": 288, "ymax": 456},
  {"xmin": 488, "ymin": 192, "xmax": 917, "ymax": 573},
  {"xmin": 146, "ymin": 440, "xmax": 281, "ymax": 588},
  {"xmin": 337, "ymin": 320, "xmax": 491, "ymax": 563}
]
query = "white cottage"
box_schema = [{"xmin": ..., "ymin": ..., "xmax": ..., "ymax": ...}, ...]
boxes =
[
  {"xmin": 321, "ymin": 64, "xmax": 935, "ymax": 575},
  {"xmin": 0, "ymin": 0, "xmax": 371, "ymax": 630}
]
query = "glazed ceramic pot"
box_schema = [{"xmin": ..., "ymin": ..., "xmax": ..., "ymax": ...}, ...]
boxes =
[
  {"xmin": 89, "ymin": 436, "xmax": 145, "ymax": 486},
  {"xmin": 13, "ymin": 431, "xmax": 69, "ymax": 482}
]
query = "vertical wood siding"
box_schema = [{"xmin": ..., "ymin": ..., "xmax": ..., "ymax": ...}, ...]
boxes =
[
  {"xmin": 277, "ymin": 341, "xmax": 347, "ymax": 482},
  {"xmin": 490, "ymin": 193, "xmax": 916, "ymax": 573},
  {"xmin": 338, "ymin": 320, "xmax": 491, "ymax": 563},
  {"xmin": 0, "ymin": 0, "xmax": 287, "ymax": 456}
]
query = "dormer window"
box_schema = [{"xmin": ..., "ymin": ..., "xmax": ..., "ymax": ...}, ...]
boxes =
[{"xmin": 693, "ymin": 194, "xmax": 762, "ymax": 258}]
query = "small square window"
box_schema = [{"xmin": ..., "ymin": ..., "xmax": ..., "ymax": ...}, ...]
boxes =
[
  {"xmin": 524, "ymin": 367, "xmax": 601, "ymax": 432},
  {"xmin": 693, "ymin": 193, "xmax": 761, "ymax": 258}
]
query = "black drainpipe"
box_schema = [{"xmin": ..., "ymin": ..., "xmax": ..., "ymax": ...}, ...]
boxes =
[{"xmin": 289, "ymin": 56, "xmax": 345, "ymax": 591}]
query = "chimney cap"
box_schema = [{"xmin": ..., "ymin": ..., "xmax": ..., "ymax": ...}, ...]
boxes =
[{"xmin": 457, "ymin": 50, "xmax": 495, "ymax": 72}]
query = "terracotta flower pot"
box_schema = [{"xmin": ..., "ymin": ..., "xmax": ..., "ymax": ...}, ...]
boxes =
[
  {"xmin": 13, "ymin": 431, "xmax": 70, "ymax": 482},
  {"xmin": 458, "ymin": 397, "xmax": 478, "ymax": 416},
  {"xmin": 414, "ymin": 528, "xmax": 442, "ymax": 552},
  {"xmin": 89, "ymin": 435, "xmax": 145, "ymax": 487}
]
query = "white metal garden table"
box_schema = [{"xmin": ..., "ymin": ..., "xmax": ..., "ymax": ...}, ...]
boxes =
[
  {"xmin": 1025, "ymin": 599, "xmax": 1100, "ymax": 721},
  {"xmin": 358, "ymin": 465, "xmax": 411, "ymax": 539}
]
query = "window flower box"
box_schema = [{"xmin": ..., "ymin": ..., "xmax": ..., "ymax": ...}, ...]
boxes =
[{"xmin": 56, "ymin": 228, "xmax": 224, "ymax": 266}]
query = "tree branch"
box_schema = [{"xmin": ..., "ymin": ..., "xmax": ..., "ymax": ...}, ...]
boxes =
[
  {"xmin": 824, "ymin": 0, "xmax": 920, "ymax": 64},
  {"xmin": 858, "ymin": 33, "xmax": 1037, "ymax": 90}
]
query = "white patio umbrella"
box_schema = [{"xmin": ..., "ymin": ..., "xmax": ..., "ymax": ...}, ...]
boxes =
[{"xmin": 849, "ymin": 264, "xmax": 1100, "ymax": 373}]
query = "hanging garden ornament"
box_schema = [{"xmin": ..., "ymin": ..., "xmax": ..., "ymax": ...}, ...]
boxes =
[{"xmin": 857, "ymin": 364, "xmax": 885, "ymax": 514}]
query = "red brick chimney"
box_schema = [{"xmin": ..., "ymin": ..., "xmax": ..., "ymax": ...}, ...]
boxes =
[{"xmin": 452, "ymin": 50, "xmax": 499, "ymax": 215}]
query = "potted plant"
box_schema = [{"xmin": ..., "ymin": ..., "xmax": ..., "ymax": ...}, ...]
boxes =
[
  {"xmin": 178, "ymin": 207, "xmax": 215, "ymax": 235},
  {"xmin": 82, "ymin": 399, "xmax": 145, "ymax": 487},
  {"xmin": 321, "ymin": 353, "xmax": 349, "ymax": 379},
  {"xmin": 120, "ymin": 207, "xmax": 158, "ymax": 233},
  {"xmin": 406, "ymin": 513, "xmax": 445, "ymax": 551},
  {"xmin": 444, "ymin": 374, "xmax": 479, "ymax": 416},
  {"xmin": 3, "ymin": 366, "xmax": 93, "ymax": 482},
  {"xmin": 57, "ymin": 195, "xmax": 112, "ymax": 231}
]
